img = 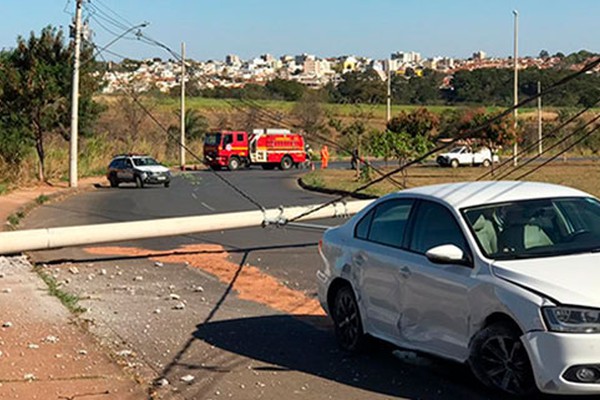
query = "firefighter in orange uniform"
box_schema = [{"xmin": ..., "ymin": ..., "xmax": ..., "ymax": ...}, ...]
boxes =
[{"xmin": 320, "ymin": 145, "xmax": 330, "ymax": 169}]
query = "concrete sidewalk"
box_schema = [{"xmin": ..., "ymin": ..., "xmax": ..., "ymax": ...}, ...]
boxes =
[{"xmin": 0, "ymin": 181, "xmax": 147, "ymax": 399}]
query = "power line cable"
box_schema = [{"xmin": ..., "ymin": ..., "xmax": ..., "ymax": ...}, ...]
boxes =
[
  {"xmin": 475, "ymin": 99, "xmax": 600, "ymax": 181},
  {"xmin": 514, "ymin": 122, "xmax": 600, "ymax": 181},
  {"xmin": 92, "ymin": 48, "xmax": 267, "ymax": 212},
  {"xmin": 284, "ymin": 56, "xmax": 600, "ymax": 223},
  {"xmin": 496, "ymin": 112, "xmax": 600, "ymax": 180}
]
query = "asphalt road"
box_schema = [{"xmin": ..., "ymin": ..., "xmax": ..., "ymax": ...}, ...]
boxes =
[{"xmin": 22, "ymin": 168, "xmax": 566, "ymax": 400}]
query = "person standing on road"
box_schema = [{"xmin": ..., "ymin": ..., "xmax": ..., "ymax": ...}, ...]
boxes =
[{"xmin": 320, "ymin": 145, "xmax": 330, "ymax": 169}]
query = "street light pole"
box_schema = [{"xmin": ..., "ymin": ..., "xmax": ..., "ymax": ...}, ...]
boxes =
[
  {"xmin": 180, "ymin": 42, "xmax": 186, "ymax": 170},
  {"xmin": 512, "ymin": 9, "xmax": 519, "ymax": 166},
  {"xmin": 538, "ymin": 81, "xmax": 543, "ymax": 155},
  {"xmin": 69, "ymin": 0, "xmax": 83, "ymax": 188},
  {"xmin": 386, "ymin": 58, "xmax": 392, "ymax": 122}
]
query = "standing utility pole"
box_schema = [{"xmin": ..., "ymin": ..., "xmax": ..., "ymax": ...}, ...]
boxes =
[
  {"xmin": 537, "ymin": 81, "xmax": 543, "ymax": 155},
  {"xmin": 69, "ymin": 0, "xmax": 83, "ymax": 188},
  {"xmin": 180, "ymin": 42, "xmax": 186, "ymax": 170},
  {"xmin": 512, "ymin": 10, "xmax": 519, "ymax": 166},
  {"xmin": 386, "ymin": 59, "xmax": 392, "ymax": 122}
]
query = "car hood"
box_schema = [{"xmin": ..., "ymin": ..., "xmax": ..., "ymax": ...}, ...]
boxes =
[
  {"xmin": 135, "ymin": 165, "xmax": 170, "ymax": 173},
  {"xmin": 492, "ymin": 253, "xmax": 600, "ymax": 307}
]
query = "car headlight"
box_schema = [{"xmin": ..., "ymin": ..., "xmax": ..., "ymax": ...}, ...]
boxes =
[{"xmin": 543, "ymin": 307, "xmax": 600, "ymax": 333}]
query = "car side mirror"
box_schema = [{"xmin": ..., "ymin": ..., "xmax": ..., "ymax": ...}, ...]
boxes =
[{"xmin": 425, "ymin": 244, "xmax": 471, "ymax": 267}]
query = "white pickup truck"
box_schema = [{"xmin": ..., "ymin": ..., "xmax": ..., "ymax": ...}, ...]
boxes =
[{"xmin": 436, "ymin": 146, "xmax": 499, "ymax": 168}]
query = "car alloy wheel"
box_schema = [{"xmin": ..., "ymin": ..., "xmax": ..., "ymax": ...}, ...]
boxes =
[
  {"xmin": 135, "ymin": 175, "xmax": 144, "ymax": 188},
  {"xmin": 450, "ymin": 159, "xmax": 459, "ymax": 168},
  {"xmin": 332, "ymin": 285, "xmax": 365, "ymax": 352},
  {"xmin": 469, "ymin": 323, "xmax": 536, "ymax": 396},
  {"xmin": 482, "ymin": 159, "xmax": 491, "ymax": 168}
]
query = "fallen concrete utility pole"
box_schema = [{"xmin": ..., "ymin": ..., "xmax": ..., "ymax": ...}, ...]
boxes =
[{"xmin": 0, "ymin": 200, "xmax": 373, "ymax": 255}]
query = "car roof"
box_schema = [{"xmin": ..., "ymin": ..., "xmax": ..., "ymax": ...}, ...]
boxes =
[{"xmin": 390, "ymin": 181, "xmax": 591, "ymax": 209}]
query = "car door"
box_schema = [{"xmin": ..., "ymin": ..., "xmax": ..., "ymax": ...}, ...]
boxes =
[
  {"xmin": 398, "ymin": 200, "xmax": 476, "ymax": 360},
  {"xmin": 122, "ymin": 158, "xmax": 135, "ymax": 181},
  {"xmin": 352, "ymin": 198, "xmax": 415, "ymax": 341}
]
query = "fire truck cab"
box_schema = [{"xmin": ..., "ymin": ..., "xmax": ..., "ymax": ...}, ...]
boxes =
[{"xmin": 204, "ymin": 129, "xmax": 307, "ymax": 171}]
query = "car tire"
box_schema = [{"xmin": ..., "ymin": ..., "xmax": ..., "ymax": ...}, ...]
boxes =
[
  {"xmin": 482, "ymin": 159, "xmax": 491, "ymax": 168},
  {"xmin": 164, "ymin": 181, "xmax": 170, "ymax": 188},
  {"xmin": 450, "ymin": 159, "xmax": 459, "ymax": 168},
  {"xmin": 109, "ymin": 175, "xmax": 118, "ymax": 188},
  {"xmin": 135, "ymin": 175, "xmax": 144, "ymax": 188},
  {"xmin": 279, "ymin": 155, "xmax": 293, "ymax": 170},
  {"xmin": 331, "ymin": 285, "xmax": 367, "ymax": 353},
  {"xmin": 469, "ymin": 323, "xmax": 537, "ymax": 396},
  {"xmin": 228, "ymin": 157, "xmax": 240, "ymax": 171}
]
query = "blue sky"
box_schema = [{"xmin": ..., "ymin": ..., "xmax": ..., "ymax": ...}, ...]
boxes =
[{"xmin": 1, "ymin": 0, "xmax": 597, "ymax": 61}]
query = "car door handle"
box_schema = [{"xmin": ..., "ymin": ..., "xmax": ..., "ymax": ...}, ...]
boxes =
[{"xmin": 399, "ymin": 266, "xmax": 411, "ymax": 279}]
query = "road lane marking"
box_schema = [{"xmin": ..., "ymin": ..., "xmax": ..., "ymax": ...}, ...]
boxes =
[{"xmin": 200, "ymin": 202, "xmax": 215, "ymax": 211}]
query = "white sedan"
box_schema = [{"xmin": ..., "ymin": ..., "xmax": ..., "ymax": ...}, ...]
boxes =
[{"xmin": 317, "ymin": 181, "xmax": 600, "ymax": 396}]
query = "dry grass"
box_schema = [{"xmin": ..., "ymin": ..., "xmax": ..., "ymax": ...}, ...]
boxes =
[{"xmin": 303, "ymin": 161, "xmax": 600, "ymax": 198}]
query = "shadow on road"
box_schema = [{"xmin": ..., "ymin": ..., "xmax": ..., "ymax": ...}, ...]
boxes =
[{"xmin": 191, "ymin": 314, "xmax": 511, "ymax": 400}]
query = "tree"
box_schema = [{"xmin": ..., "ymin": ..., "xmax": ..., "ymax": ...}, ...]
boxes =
[
  {"xmin": 454, "ymin": 108, "xmax": 517, "ymax": 175},
  {"xmin": 539, "ymin": 50, "xmax": 550, "ymax": 59},
  {"xmin": 328, "ymin": 107, "xmax": 372, "ymax": 177},
  {"xmin": 331, "ymin": 70, "xmax": 386, "ymax": 103},
  {"xmin": 265, "ymin": 78, "xmax": 306, "ymax": 101},
  {"xmin": 167, "ymin": 108, "xmax": 209, "ymax": 159},
  {"xmin": 0, "ymin": 26, "xmax": 101, "ymax": 181},
  {"xmin": 387, "ymin": 108, "xmax": 440, "ymax": 138},
  {"xmin": 292, "ymin": 91, "xmax": 326, "ymax": 138}
]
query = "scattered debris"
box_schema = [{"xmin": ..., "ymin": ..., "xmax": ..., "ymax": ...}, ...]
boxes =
[
  {"xmin": 78, "ymin": 349, "xmax": 88, "ymax": 355},
  {"xmin": 180, "ymin": 375, "xmax": 195, "ymax": 383},
  {"xmin": 154, "ymin": 378, "xmax": 169, "ymax": 387},
  {"xmin": 27, "ymin": 343, "xmax": 39, "ymax": 350},
  {"xmin": 23, "ymin": 373, "xmax": 36, "ymax": 382},
  {"xmin": 2, "ymin": 288, "xmax": 11, "ymax": 293},
  {"xmin": 43, "ymin": 335, "xmax": 59, "ymax": 344},
  {"xmin": 133, "ymin": 276, "xmax": 143, "ymax": 281},
  {"xmin": 116, "ymin": 349, "xmax": 133, "ymax": 357},
  {"xmin": 154, "ymin": 261, "xmax": 164, "ymax": 267},
  {"xmin": 168, "ymin": 293, "xmax": 180, "ymax": 300},
  {"xmin": 153, "ymin": 309, "xmax": 161, "ymax": 314},
  {"xmin": 2, "ymin": 322, "xmax": 13, "ymax": 328},
  {"xmin": 68, "ymin": 267, "xmax": 79, "ymax": 275},
  {"xmin": 193, "ymin": 285, "xmax": 204, "ymax": 293},
  {"xmin": 100, "ymin": 269, "xmax": 107, "ymax": 276},
  {"xmin": 173, "ymin": 302, "xmax": 186, "ymax": 310}
]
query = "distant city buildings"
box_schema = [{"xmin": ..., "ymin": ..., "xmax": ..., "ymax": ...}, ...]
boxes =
[{"xmin": 100, "ymin": 49, "xmax": 593, "ymax": 94}]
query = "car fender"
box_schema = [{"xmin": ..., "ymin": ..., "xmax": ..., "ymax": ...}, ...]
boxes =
[{"xmin": 467, "ymin": 273, "xmax": 548, "ymax": 341}]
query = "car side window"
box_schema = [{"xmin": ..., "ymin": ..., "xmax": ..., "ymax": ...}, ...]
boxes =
[
  {"xmin": 236, "ymin": 134, "xmax": 244, "ymax": 142},
  {"xmin": 223, "ymin": 134, "xmax": 233, "ymax": 145},
  {"xmin": 409, "ymin": 201, "xmax": 468, "ymax": 255},
  {"xmin": 366, "ymin": 199, "xmax": 414, "ymax": 248},
  {"xmin": 354, "ymin": 209, "xmax": 374, "ymax": 240},
  {"xmin": 125, "ymin": 159, "xmax": 133, "ymax": 168}
]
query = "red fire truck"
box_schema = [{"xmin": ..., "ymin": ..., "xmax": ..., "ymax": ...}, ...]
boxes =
[{"xmin": 203, "ymin": 129, "xmax": 308, "ymax": 171}]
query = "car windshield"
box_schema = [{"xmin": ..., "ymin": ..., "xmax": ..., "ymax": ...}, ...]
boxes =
[
  {"xmin": 205, "ymin": 133, "xmax": 221, "ymax": 146},
  {"xmin": 463, "ymin": 197, "xmax": 600, "ymax": 260},
  {"xmin": 449, "ymin": 147, "xmax": 464, "ymax": 153},
  {"xmin": 132, "ymin": 157, "xmax": 159, "ymax": 166}
]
